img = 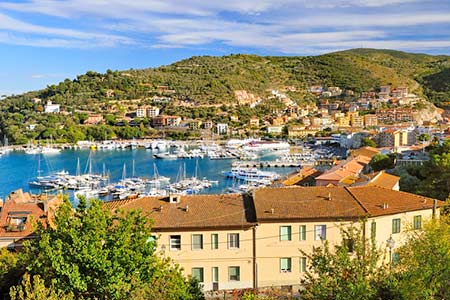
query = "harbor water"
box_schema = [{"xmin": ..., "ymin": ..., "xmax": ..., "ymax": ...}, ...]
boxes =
[{"xmin": 0, "ymin": 149, "xmax": 297, "ymax": 203}]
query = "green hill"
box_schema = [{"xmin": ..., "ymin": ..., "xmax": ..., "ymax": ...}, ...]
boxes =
[{"xmin": 1, "ymin": 48, "xmax": 450, "ymax": 144}]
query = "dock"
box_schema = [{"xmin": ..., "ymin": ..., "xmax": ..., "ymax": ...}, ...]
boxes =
[{"xmin": 232, "ymin": 161, "xmax": 302, "ymax": 168}]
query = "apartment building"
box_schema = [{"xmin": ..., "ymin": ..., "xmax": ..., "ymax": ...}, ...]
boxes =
[
  {"xmin": 105, "ymin": 187, "xmax": 443, "ymax": 292},
  {"xmin": 105, "ymin": 194, "xmax": 256, "ymax": 291}
]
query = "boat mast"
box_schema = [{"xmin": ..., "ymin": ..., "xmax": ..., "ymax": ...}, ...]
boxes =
[
  {"xmin": 122, "ymin": 163, "xmax": 127, "ymax": 181},
  {"xmin": 132, "ymin": 159, "xmax": 135, "ymax": 178},
  {"xmin": 76, "ymin": 157, "xmax": 81, "ymax": 176}
]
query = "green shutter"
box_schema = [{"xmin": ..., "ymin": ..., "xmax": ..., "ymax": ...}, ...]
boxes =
[
  {"xmin": 300, "ymin": 257, "xmax": 306, "ymax": 272},
  {"xmin": 300, "ymin": 225, "xmax": 306, "ymax": 241},
  {"xmin": 414, "ymin": 215, "xmax": 422, "ymax": 230}
]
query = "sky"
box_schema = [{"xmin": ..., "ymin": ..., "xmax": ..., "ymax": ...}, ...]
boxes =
[{"xmin": 0, "ymin": 0, "xmax": 449, "ymax": 96}]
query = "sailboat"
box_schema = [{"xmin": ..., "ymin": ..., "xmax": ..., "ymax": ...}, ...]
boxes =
[
  {"xmin": 148, "ymin": 163, "xmax": 171, "ymax": 186},
  {"xmin": 41, "ymin": 135, "xmax": 61, "ymax": 154}
]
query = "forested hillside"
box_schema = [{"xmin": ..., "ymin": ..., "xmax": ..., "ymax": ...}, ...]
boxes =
[{"xmin": 1, "ymin": 48, "xmax": 449, "ymax": 144}]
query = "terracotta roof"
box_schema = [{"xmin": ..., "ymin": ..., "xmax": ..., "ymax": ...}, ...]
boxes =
[
  {"xmin": 253, "ymin": 186, "xmax": 367, "ymax": 221},
  {"xmin": 347, "ymin": 186, "xmax": 445, "ymax": 217},
  {"xmin": 367, "ymin": 171, "xmax": 400, "ymax": 189},
  {"xmin": 0, "ymin": 202, "xmax": 46, "ymax": 239},
  {"xmin": 104, "ymin": 194, "xmax": 255, "ymax": 230},
  {"xmin": 253, "ymin": 186, "xmax": 444, "ymax": 221},
  {"xmin": 350, "ymin": 146, "xmax": 380, "ymax": 159},
  {"xmin": 316, "ymin": 157, "xmax": 367, "ymax": 183},
  {"xmin": 282, "ymin": 167, "xmax": 321, "ymax": 186}
]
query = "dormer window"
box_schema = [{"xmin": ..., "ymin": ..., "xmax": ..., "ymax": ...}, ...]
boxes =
[{"xmin": 6, "ymin": 211, "xmax": 30, "ymax": 232}]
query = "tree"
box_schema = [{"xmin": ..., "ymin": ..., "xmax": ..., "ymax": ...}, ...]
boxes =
[
  {"xmin": 0, "ymin": 248, "xmax": 22, "ymax": 295},
  {"xmin": 361, "ymin": 137, "xmax": 376, "ymax": 147},
  {"xmin": 10, "ymin": 274, "xmax": 73, "ymax": 300},
  {"xmin": 369, "ymin": 153, "xmax": 395, "ymax": 172},
  {"xmin": 21, "ymin": 197, "xmax": 197, "ymax": 300},
  {"xmin": 300, "ymin": 225, "xmax": 395, "ymax": 300},
  {"xmin": 395, "ymin": 217, "xmax": 450, "ymax": 299}
]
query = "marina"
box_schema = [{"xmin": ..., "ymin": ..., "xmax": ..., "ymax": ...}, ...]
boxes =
[
  {"xmin": 0, "ymin": 139, "xmax": 344, "ymax": 204},
  {"xmin": 0, "ymin": 145, "xmax": 300, "ymax": 204}
]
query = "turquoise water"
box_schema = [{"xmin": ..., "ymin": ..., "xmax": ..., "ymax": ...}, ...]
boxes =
[{"xmin": 0, "ymin": 149, "xmax": 296, "ymax": 200}]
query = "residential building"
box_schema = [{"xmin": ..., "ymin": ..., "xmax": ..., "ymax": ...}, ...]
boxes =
[
  {"xmin": 146, "ymin": 106, "xmax": 160, "ymax": 118},
  {"xmin": 203, "ymin": 120, "xmax": 214, "ymax": 129},
  {"xmin": 288, "ymin": 126, "xmax": 318, "ymax": 138},
  {"xmin": 252, "ymin": 186, "xmax": 443, "ymax": 287},
  {"xmin": 364, "ymin": 114, "xmax": 378, "ymax": 127},
  {"xmin": 152, "ymin": 115, "xmax": 181, "ymax": 127},
  {"xmin": 267, "ymin": 126, "xmax": 283, "ymax": 135},
  {"xmin": 217, "ymin": 123, "xmax": 229, "ymax": 135},
  {"xmin": 104, "ymin": 194, "xmax": 256, "ymax": 291},
  {"xmin": 189, "ymin": 120, "xmax": 203, "ymax": 130},
  {"xmin": 249, "ymin": 117, "xmax": 260, "ymax": 127},
  {"xmin": 0, "ymin": 189, "xmax": 62, "ymax": 249},
  {"xmin": 136, "ymin": 107, "xmax": 147, "ymax": 118},
  {"xmin": 44, "ymin": 101, "xmax": 60, "ymax": 113}
]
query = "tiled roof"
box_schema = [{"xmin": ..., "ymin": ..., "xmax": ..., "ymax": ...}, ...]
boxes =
[
  {"xmin": 0, "ymin": 201, "xmax": 45, "ymax": 239},
  {"xmin": 104, "ymin": 194, "xmax": 255, "ymax": 230},
  {"xmin": 350, "ymin": 146, "xmax": 380, "ymax": 159},
  {"xmin": 367, "ymin": 171, "xmax": 400, "ymax": 189},
  {"xmin": 347, "ymin": 186, "xmax": 445, "ymax": 217},
  {"xmin": 253, "ymin": 186, "xmax": 367, "ymax": 221},
  {"xmin": 253, "ymin": 186, "xmax": 444, "ymax": 221}
]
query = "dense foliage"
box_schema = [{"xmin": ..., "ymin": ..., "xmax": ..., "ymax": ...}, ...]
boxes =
[
  {"xmin": 1, "ymin": 48, "xmax": 449, "ymax": 144},
  {"xmin": 300, "ymin": 218, "xmax": 450, "ymax": 300},
  {"xmin": 393, "ymin": 139, "xmax": 450, "ymax": 200},
  {"xmin": 0, "ymin": 197, "xmax": 203, "ymax": 300}
]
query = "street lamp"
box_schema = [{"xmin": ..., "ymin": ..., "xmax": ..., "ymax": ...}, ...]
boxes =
[{"xmin": 386, "ymin": 236, "xmax": 396, "ymax": 268}]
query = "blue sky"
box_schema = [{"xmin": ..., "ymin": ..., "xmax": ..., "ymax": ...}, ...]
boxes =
[{"xmin": 0, "ymin": 0, "xmax": 449, "ymax": 96}]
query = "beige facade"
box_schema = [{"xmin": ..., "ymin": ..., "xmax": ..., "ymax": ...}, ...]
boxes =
[
  {"xmin": 103, "ymin": 187, "xmax": 443, "ymax": 293},
  {"xmin": 255, "ymin": 220, "xmax": 353, "ymax": 287},
  {"xmin": 156, "ymin": 228, "xmax": 254, "ymax": 291}
]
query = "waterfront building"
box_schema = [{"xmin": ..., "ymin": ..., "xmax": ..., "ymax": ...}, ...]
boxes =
[{"xmin": 364, "ymin": 114, "xmax": 378, "ymax": 127}]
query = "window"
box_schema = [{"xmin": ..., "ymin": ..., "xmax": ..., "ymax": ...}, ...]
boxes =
[
  {"xmin": 211, "ymin": 234, "xmax": 219, "ymax": 249},
  {"xmin": 300, "ymin": 257, "xmax": 307, "ymax": 272},
  {"xmin": 413, "ymin": 215, "xmax": 422, "ymax": 230},
  {"xmin": 212, "ymin": 267, "xmax": 219, "ymax": 283},
  {"xmin": 192, "ymin": 234, "xmax": 203, "ymax": 250},
  {"xmin": 371, "ymin": 221, "xmax": 376, "ymax": 239},
  {"xmin": 315, "ymin": 225, "xmax": 327, "ymax": 240},
  {"xmin": 280, "ymin": 226, "xmax": 292, "ymax": 241},
  {"xmin": 299, "ymin": 225, "xmax": 306, "ymax": 241},
  {"xmin": 392, "ymin": 218, "xmax": 401, "ymax": 234},
  {"xmin": 228, "ymin": 233, "xmax": 240, "ymax": 249},
  {"xmin": 192, "ymin": 267, "xmax": 204, "ymax": 282},
  {"xmin": 228, "ymin": 266, "xmax": 240, "ymax": 281},
  {"xmin": 169, "ymin": 235, "xmax": 181, "ymax": 251},
  {"xmin": 280, "ymin": 258, "xmax": 292, "ymax": 272}
]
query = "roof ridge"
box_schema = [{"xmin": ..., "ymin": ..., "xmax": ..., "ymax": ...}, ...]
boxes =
[{"xmin": 344, "ymin": 186, "xmax": 370, "ymax": 215}]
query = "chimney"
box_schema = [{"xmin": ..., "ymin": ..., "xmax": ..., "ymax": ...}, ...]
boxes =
[
  {"xmin": 271, "ymin": 208, "xmax": 275, "ymax": 214},
  {"xmin": 382, "ymin": 203, "xmax": 389, "ymax": 209},
  {"xmin": 169, "ymin": 194, "xmax": 181, "ymax": 204},
  {"xmin": 327, "ymin": 192, "xmax": 332, "ymax": 201},
  {"xmin": 185, "ymin": 205, "xmax": 189, "ymax": 212}
]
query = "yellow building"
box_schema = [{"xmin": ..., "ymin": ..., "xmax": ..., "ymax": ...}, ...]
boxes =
[
  {"xmin": 105, "ymin": 194, "xmax": 256, "ymax": 291},
  {"xmin": 105, "ymin": 187, "xmax": 443, "ymax": 293}
]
